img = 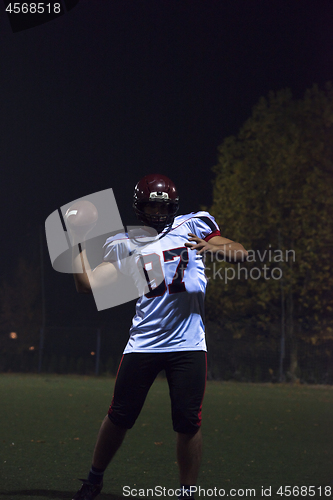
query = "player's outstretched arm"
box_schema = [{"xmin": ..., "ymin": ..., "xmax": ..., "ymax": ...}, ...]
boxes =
[
  {"xmin": 185, "ymin": 233, "xmax": 248, "ymax": 262},
  {"xmin": 72, "ymin": 237, "xmax": 117, "ymax": 294}
]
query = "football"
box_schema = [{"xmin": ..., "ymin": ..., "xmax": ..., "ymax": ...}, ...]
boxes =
[{"xmin": 65, "ymin": 200, "xmax": 98, "ymax": 231}]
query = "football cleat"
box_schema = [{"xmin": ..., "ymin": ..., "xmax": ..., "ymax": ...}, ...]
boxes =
[{"xmin": 72, "ymin": 479, "xmax": 103, "ymax": 500}]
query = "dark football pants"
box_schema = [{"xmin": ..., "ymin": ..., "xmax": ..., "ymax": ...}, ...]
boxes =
[{"xmin": 108, "ymin": 351, "xmax": 207, "ymax": 434}]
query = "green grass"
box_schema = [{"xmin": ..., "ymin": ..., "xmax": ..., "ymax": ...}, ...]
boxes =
[{"xmin": 0, "ymin": 374, "xmax": 332, "ymax": 499}]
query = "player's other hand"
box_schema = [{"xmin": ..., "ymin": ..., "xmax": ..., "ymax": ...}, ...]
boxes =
[{"xmin": 185, "ymin": 233, "xmax": 214, "ymax": 254}]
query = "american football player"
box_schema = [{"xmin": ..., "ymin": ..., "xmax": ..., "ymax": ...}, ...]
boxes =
[{"xmin": 71, "ymin": 174, "xmax": 248, "ymax": 500}]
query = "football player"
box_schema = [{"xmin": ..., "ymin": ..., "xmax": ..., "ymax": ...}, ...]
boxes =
[{"xmin": 71, "ymin": 174, "xmax": 248, "ymax": 500}]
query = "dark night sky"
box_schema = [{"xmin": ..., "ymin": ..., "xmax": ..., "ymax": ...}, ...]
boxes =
[{"xmin": 0, "ymin": 0, "xmax": 332, "ymax": 327}]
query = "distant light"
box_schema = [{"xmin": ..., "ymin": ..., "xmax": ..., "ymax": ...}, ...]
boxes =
[
  {"xmin": 90, "ymin": 351, "xmax": 95, "ymax": 356},
  {"xmin": 9, "ymin": 332, "xmax": 17, "ymax": 339},
  {"xmin": 29, "ymin": 346, "xmax": 35, "ymax": 351}
]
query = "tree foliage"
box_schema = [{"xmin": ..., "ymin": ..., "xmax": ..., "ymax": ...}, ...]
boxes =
[{"xmin": 207, "ymin": 83, "xmax": 333, "ymax": 369}]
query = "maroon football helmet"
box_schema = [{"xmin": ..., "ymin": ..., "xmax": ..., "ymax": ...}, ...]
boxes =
[{"xmin": 133, "ymin": 174, "xmax": 179, "ymax": 232}]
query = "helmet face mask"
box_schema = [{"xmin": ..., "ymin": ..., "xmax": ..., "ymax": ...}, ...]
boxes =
[{"xmin": 133, "ymin": 174, "xmax": 179, "ymax": 232}]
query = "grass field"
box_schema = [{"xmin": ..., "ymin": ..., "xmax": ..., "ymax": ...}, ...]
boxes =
[{"xmin": 0, "ymin": 374, "xmax": 332, "ymax": 500}]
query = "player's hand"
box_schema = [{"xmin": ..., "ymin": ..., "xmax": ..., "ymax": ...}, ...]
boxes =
[
  {"xmin": 66, "ymin": 220, "xmax": 97, "ymax": 244},
  {"xmin": 185, "ymin": 233, "xmax": 215, "ymax": 255},
  {"xmin": 67, "ymin": 221, "xmax": 96, "ymax": 241}
]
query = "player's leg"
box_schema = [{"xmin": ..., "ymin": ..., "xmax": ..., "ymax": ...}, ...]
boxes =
[
  {"xmin": 72, "ymin": 419, "xmax": 127, "ymax": 500},
  {"xmin": 165, "ymin": 351, "xmax": 207, "ymax": 499},
  {"xmin": 91, "ymin": 416, "xmax": 127, "ymax": 470},
  {"xmin": 177, "ymin": 428, "xmax": 202, "ymax": 485},
  {"xmin": 94, "ymin": 352, "xmax": 163, "ymax": 466},
  {"xmin": 72, "ymin": 353, "xmax": 162, "ymax": 499}
]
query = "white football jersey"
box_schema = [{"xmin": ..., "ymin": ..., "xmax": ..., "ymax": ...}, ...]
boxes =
[{"xmin": 103, "ymin": 211, "xmax": 220, "ymax": 353}]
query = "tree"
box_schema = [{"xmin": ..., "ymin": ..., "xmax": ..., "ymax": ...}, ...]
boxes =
[{"xmin": 207, "ymin": 83, "xmax": 333, "ymax": 380}]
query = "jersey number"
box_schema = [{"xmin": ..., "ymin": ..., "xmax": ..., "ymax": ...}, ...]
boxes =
[{"xmin": 140, "ymin": 247, "xmax": 189, "ymax": 298}]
